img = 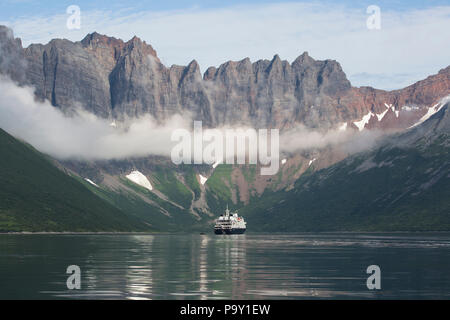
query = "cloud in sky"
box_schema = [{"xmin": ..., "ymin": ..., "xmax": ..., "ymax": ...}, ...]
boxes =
[{"xmin": 1, "ymin": 2, "xmax": 449, "ymax": 90}]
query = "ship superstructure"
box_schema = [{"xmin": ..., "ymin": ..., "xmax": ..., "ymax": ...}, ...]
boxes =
[{"xmin": 214, "ymin": 205, "xmax": 246, "ymax": 234}]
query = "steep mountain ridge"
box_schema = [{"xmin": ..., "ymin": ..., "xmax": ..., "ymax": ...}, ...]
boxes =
[
  {"xmin": 0, "ymin": 128, "xmax": 152, "ymax": 232},
  {"xmin": 241, "ymin": 103, "xmax": 450, "ymax": 231},
  {"xmin": 1, "ymin": 25, "xmax": 448, "ymax": 131}
]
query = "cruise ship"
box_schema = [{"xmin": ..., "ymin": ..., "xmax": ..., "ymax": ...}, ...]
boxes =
[{"xmin": 214, "ymin": 205, "xmax": 246, "ymax": 234}]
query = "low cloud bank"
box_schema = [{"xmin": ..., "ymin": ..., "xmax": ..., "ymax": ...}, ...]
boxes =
[
  {"xmin": 0, "ymin": 77, "xmax": 384, "ymax": 162},
  {"xmin": 279, "ymin": 125, "xmax": 384, "ymax": 155},
  {"xmin": 0, "ymin": 77, "xmax": 190, "ymax": 160}
]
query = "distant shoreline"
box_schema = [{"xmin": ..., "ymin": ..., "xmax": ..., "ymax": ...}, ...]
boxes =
[{"xmin": 1, "ymin": 231, "xmax": 450, "ymax": 235}]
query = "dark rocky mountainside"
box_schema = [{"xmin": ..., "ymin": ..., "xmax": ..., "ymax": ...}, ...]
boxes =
[
  {"xmin": 0, "ymin": 128, "xmax": 151, "ymax": 232},
  {"xmin": 1, "ymin": 25, "xmax": 449, "ymax": 131},
  {"xmin": 241, "ymin": 103, "xmax": 450, "ymax": 231}
]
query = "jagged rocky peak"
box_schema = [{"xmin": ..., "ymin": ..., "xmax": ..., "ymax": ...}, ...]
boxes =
[
  {"xmin": 0, "ymin": 25, "xmax": 27, "ymax": 83},
  {"xmin": 0, "ymin": 26, "xmax": 21, "ymax": 56},
  {"xmin": 186, "ymin": 59, "xmax": 200, "ymax": 72},
  {"xmin": 80, "ymin": 32, "xmax": 126, "ymax": 70},
  {"xmin": 203, "ymin": 66, "xmax": 217, "ymax": 80},
  {"xmin": 0, "ymin": 25, "xmax": 14, "ymax": 40},
  {"xmin": 81, "ymin": 32, "xmax": 125, "ymax": 52},
  {"xmin": 292, "ymin": 51, "xmax": 314, "ymax": 66},
  {"xmin": 267, "ymin": 54, "xmax": 285, "ymax": 74},
  {"xmin": 123, "ymin": 35, "xmax": 159, "ymax": 59},
  {"xmin": 81, "ymin": 31, "xmax": 159, "ymax": 65},
  {"xmin": 170, "ymin": 64, "xmax": 187, "ymax": 76},
  {"xmin": 180, "ymin": 59, "xmax": 202, "ymax": 82},
  {"xmin": 237, "ymin": 57, "xmax": 252, "ymax": 70},
  {"xmin": 292, "ymin": 51, "xmax": 346, "ymax": 75},
  {"xmin": 203, "ymin": 57, "xmax": 253, "ymax": 81},
  {"xmin": 81, "ymin": 31, "xmax": 121, "ymax": 46},
  {"xmin": 270, "ymin": 54, "xmax": 283, "ymax": 66}
]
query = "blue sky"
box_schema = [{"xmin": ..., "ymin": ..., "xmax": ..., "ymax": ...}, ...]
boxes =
[
  {"xmin": 1, "ymin": 0, "xmax": 450, "ymax": 90},
  {"xmin": 2, "ymin": 0, "xmax": 450, "ymax": 19}
]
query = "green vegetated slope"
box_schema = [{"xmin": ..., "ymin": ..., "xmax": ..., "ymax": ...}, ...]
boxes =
[
  {"xmin": 0, "ymin": 128, "xmax": 149, "ymax": 232},
  {"xmin": 151, "ymin": 167, "xmax": 193, "ymax": 209},
  {"xmin": 61, "ymin": 158, "xmax": 211, "ymax": 232},
  {"xmin": 78, "ymin": 175, "xmax": 206, "ymax": 232},
  {"xmin": 205, "ymin": 164, "xmax": 235, "ymax": 213}
]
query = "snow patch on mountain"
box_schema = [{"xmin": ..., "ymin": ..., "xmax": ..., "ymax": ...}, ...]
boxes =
[
  {"xmin": 376, "ymin": 109, "xmax": 389, "ymax": 121},
  {"xmin": 338, "ymin": 122, "xmax": 347, "ymax": 131},
  {"xmin": 126, "ymin": 170, "xmax": 153, "ymax": 191},
  {"xmin": 409, "ymin": 95, "xmax": 450, "ymax": 128},
  {"xmin": 199, "ymin": 174, "xmax": 208, "ymax": 185},
  {"xmin": 384, "ymin": 103, "xmax": 399, "ymax": 117},
  {"xmin": 354, "ymin": 112, "xmax": 373, "ymax": 131},
  {"xmin": 212, "ymin": 161, "xmax": 221, "ymax": 169},
  {"xmin": 85, "ymin": 178, "xmax": 99, "ymax": 187}
]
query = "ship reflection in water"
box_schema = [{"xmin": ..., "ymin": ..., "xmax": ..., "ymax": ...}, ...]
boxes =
[{"xmin": 1, "ymin": 233, "xmax": 450, "ymax": 299}]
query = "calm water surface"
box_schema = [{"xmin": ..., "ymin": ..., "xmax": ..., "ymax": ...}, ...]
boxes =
[{"xmin": 1, "ymin": 233, "xmax": 449, "ymax": 299}]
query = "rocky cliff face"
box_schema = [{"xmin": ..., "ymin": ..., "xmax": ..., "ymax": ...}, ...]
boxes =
[
  {"xmin": 2, "ymin": 25, "xmax": 448, "ymax": 131},
  {"xmin": 0, "ymin": 26, "xmax": 27, "ymax": 84},
  {"xmin": 340, "ymin": 66, "xmax": 450, "ymax": 131}
]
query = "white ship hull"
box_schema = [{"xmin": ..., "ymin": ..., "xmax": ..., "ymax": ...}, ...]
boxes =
[{"xmin": 214, "ymin": 206, "xmax": 247, "ymax": 235}]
